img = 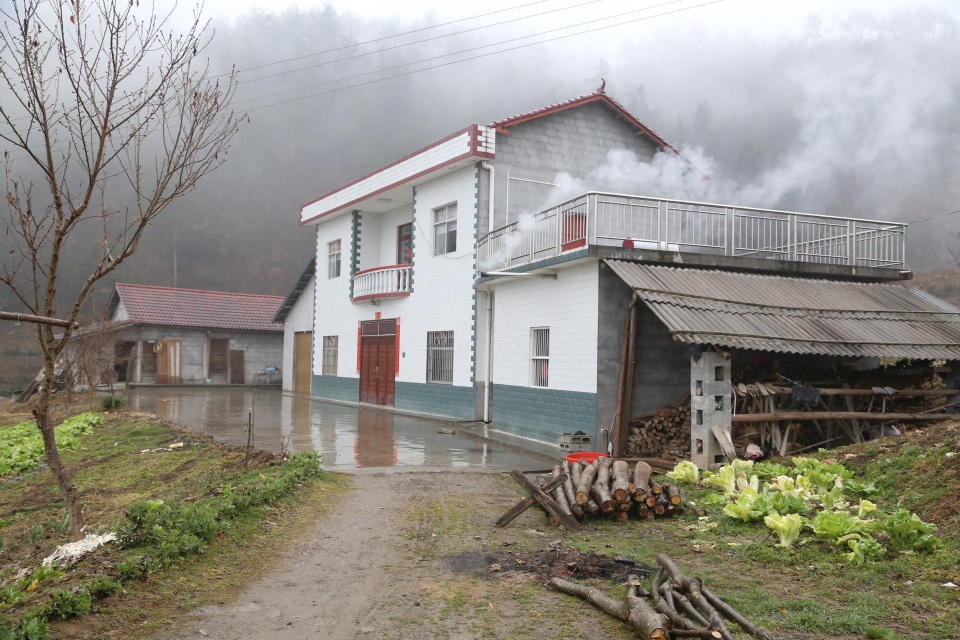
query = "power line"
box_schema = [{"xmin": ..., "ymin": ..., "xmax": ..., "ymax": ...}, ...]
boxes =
[
  {"xmin": 907, "ymin": 209, "xmax": 960, "ymax": 224},
  {"xmin": 2, "ymin": 0, "xmax": 721, "ymax": 162},
  {"xmin": 215, "ymin": 0, "xmax": 557, "ymax": 79},
  {"xmin": 236, "ymin": 0, "xmax": 617, "ymax": 86},
  {"xmin": 243, "ymin": 0, "xmax": 724, "ymax": 113},
  {"xmin": 233, "ymin": 0, "xmax": 689, "ymax": 106},
  {"xmin": 0, "ymin": 0, "xmax": 563, "ymax": 134}
]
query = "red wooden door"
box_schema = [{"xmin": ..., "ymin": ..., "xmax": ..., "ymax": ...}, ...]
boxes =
[{"xmin": 359, "ymin": 335, "xmax": 395, "ymax": 406}]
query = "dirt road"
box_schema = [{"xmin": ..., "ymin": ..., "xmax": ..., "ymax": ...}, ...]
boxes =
[{"xmin": 158, "ymin": 471, "xmax": 627, "ymax": 640}]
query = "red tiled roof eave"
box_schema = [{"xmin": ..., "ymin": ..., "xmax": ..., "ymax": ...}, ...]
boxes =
[{"xmin": 112, "ymin": 283, "xmax": 285, "ymax": 332}]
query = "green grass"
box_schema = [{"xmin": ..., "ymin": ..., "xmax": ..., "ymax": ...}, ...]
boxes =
[{"xmin": 0, "ymin": 407, "xmax": 348, "ymax": 637}]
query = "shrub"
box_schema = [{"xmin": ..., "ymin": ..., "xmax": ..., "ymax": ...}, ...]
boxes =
[
  {"xmin": 100, "ymin": 396, "xmax": 125, "ymax": 411},
  {"xmin": 46, "ymin": 589, "xmax": 92, "ymax": 620}
]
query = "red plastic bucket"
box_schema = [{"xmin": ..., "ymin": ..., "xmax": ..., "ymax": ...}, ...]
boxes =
[{"xmin": 565, "ymin": 451, "xmax": 608, "ymax": 465}]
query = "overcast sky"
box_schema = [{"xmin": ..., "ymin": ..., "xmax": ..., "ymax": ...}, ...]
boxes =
[{"xmin": 204, "ymin": 0, "xmax": 960, "ymax": 33}]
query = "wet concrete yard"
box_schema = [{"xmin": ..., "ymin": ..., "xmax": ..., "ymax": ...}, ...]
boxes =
[{"xmin": 127, "ymin": 387, "xmax": 550, "ymax": 472}]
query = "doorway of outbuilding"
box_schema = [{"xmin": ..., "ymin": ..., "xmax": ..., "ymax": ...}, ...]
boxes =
[{"xmin": 294, "ymin": 331, "xmax": 312, "ymax": 394}]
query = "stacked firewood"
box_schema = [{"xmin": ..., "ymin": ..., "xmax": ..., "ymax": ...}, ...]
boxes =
[
  {"xmin": 626, "ymin": 403, "xmax": 692, "ymax": 461},
  {"xmin": 551, "ymin": 553, "xmax": 775, "ymax": 640},
  {"xmin": 541, "ymin": 458, "xmax": 698, "ymax": 526}
]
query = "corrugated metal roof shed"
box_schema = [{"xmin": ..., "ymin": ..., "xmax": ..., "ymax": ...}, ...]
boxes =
[{"xmin": 605, "ymin": 260, "xmax": 960, "ymax": 360}]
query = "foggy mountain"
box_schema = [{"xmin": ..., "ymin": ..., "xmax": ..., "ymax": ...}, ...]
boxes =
[{"xmin": 3, "ymin": 2, "xmax": 960, "ymax": 320}]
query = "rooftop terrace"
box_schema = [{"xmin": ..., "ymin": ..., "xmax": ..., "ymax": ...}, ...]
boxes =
[{"xmin": 476, "ymin": 192, "xmax": 908, "ymax": 278}]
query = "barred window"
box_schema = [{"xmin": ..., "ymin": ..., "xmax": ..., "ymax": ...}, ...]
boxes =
[
  {"xmin": 322, "ymin": 336, "xmax": 338, "ymax": 375},
  {"xmin": 426, "ymin": 331, "xmax": 454, "ymax": 384},
  {"xmin": 433, "ymin": 203, "xmax": 457, "ymax": 256},
  {"xmin": 530, "ymin": 327, "xmax": 549, "ymax": 388},
  {"xmin": 327, "ymin": 240, "xmax": 341, "ymax": 278}
]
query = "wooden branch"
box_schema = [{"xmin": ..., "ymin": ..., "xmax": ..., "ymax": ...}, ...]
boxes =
[
  {"xmin": 613, "ymin": 316, "xmax": 631, "ymax": 457},
  {"xmin": 495, "ymin": 475, "xmax": 566, "ymax": 527},
  {"xmin": 701, "ymin": 585, "xmax": 776, "ymax": 640},
  {"xmin": 550, "ymin": 577, "xmax": 667, "ymax": 640},
  {"xmin": 0, "ymin": 311, "xmax": 77, "ymax": 328},
  {"xmin": 733, "ymin": 411, "xmax": 948, "ymax": 423},
  {"xmin": 508, "ymin": 470, "xmax": 580, "ymax": 531},
  {"xmin": 550, "ymin": 577, "xmax": 628, "ymax": 620}
]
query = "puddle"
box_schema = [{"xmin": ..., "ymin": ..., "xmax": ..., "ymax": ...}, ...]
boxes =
[{"xmin": 127, "ymin": 387, "xmax": 547, "ymax": 472}]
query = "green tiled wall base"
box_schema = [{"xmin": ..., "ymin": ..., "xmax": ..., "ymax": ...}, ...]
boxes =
[
  {"xmin": 492, "ymin": 383, "xmax": 597, "ymax": 442},
  {"xmin": 311, "ymin": 375, "xmax": 474, "ymax": 420},
  {"xmin": 312, "ymin": 375, "xmax": 359, "ymax": 402},
  {"xmin": 395, "ymin": 381, "xmax": 475, "ymax": 420}
]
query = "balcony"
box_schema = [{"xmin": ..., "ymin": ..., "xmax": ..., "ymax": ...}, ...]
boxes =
[
  {"xmin": 476, "ymin": 192, "xmax": 907, "ymax": 275},
  {"xmin": 352, "ymin": 264, "xmax": 412, "ymax": 302}
]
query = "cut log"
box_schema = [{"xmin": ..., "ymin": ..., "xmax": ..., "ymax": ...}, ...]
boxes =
[
  {"xmin": 552, "ymin": 483, "xmax": 575, "ymax": 520},
  {"xmin": 625, "ymin": 593, "xmax": 669, "ymax": 640},
  {"xmin": 495, "ymin": 475, "xmax": 566, "ymax": 527},
  {"xmin": 593, "ymin": 457, "xmax": 616, "ymax": 513},
  {"xmin": 576, "ymin": 462, "xmax": 598, "ymax": 506},
  {"xmin": 560, "ymin": 462, "xmax": 584, "ymax": 519},
  {"xmin": 585, "ymin": 499, "xmax": 601, "ymax": 515},
  {"xmin": 654, "ymin": 493, "xmax": 670, "ymax": 515},
  {"xmin": 570, "ymin": 460, "xmax": 582, "ymax": 488},
  {"xmin": 507, "ymin": 470, "xmax": 580, "ymax": 531},
  {"xmin": 666, "ymin": 483, "xmax": 683, "ymax": 506},
  {"xmin": 612, "ymin": 460, "xmax": 631, "ymax": 503},
  {"xmin": 634, "ymin": 461, "xmax": 652, "ymax": 494}
]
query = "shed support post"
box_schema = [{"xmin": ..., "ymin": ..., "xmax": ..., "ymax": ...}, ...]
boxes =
[{"xmin": 690, "ymin": 348, "xmax": 732, "ymax": 470}]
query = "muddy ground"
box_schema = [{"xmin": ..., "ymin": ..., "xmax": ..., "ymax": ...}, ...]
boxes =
[{"xmin": 153, "ymin": 471, "xmax": 638, "ymax": 640}]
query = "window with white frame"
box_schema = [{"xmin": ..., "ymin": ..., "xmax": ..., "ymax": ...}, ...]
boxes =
[
  {"xmin": 322, "ymin": 336, "xmax": 338, "ymax": 375},
  {"xmin": 426, "ymin": 331, "xmax": 454, "ymax": 384},
  {"xmin": 530, "ymin": 327, "xmax": 549, "ymax": 388},
  {"xmin": 327, "ymin": 240, "xmax": 341, "ymax": 278},
  {"xmin": 433, "ymin": 203, "xmax": 457, "ymax": 256}
]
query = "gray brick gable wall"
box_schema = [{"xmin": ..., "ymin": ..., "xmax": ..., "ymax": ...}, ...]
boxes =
[{"xmin": 490, "ymin": 101, "xmax": 661, "ymax": 231}]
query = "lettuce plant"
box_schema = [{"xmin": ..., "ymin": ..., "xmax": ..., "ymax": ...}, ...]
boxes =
[
  {"xmin": 841, "ymin": 535, "xmax": 886, "ymax": 564},
  {"xmin": 666, "ymin": 461, "xmax": 699, "ymax": 485},
  {"xmin": 764, "ymin": 513, "xmax": 804, "ymax": 547},
  {"xmin": 704, "ymin": 465, "xmax": 738, "ymax": 495},
  {"xmin": 880, "ymin": 509, "xmax": 942, "ymax": 553}
]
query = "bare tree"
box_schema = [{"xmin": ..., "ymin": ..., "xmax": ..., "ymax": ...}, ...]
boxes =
[{"xmin": 0, "ymin": 0, "xmax": 240, "ymax": 537}]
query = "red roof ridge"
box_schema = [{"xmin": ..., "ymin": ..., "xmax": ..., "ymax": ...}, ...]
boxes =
[
  {"xmin": 489, "ymin": 90, "xmax": 680, "ymax": 155},
  {"xmin": 114, "ymin": 282, "xmax": 284, "ymax": 301}
]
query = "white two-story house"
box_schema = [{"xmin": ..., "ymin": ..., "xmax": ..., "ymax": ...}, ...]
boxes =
[{"xmin": 300, "ymin": 90, "xmax": 959, "ymax": 462}]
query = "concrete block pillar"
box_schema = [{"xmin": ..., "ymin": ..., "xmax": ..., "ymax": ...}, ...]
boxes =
[{"xmin": 690, "ymin": 348, "xmax": 732, "ymax": 469}]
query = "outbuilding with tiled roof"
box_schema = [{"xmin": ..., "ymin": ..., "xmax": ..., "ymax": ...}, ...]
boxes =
[{"xmin": 71, "ymin": 283, "xmax": 285, "ymax": 386}]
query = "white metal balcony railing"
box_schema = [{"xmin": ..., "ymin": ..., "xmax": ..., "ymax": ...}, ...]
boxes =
[
  {"xmin": 476, "ymin": 192, "xmax": 907, "ymax": 274},
  {"xmin": 351, "ymin": 264, "xmax": 412, "ymax": 301}
]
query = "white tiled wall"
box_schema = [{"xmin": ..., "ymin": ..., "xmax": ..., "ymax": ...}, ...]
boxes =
[
  {"xmin": 312, "ymin": 165, "xmax": 478, "ymax": 389},
  {"xmin": 491, "ymin": 261, "xmax": 599, "ymax": 393}
]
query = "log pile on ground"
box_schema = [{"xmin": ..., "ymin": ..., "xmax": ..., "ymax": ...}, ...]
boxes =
[
  {"xmin": 551, "ymin": 553, "xmax": 774, "ymax": 640},
  {"xmin": 627, "ymin": 402, "xmax": 692, "ymax": 461},
  {"xmin": 543, "ymin": 458, "xmax": 698, "ymax": 526}
]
